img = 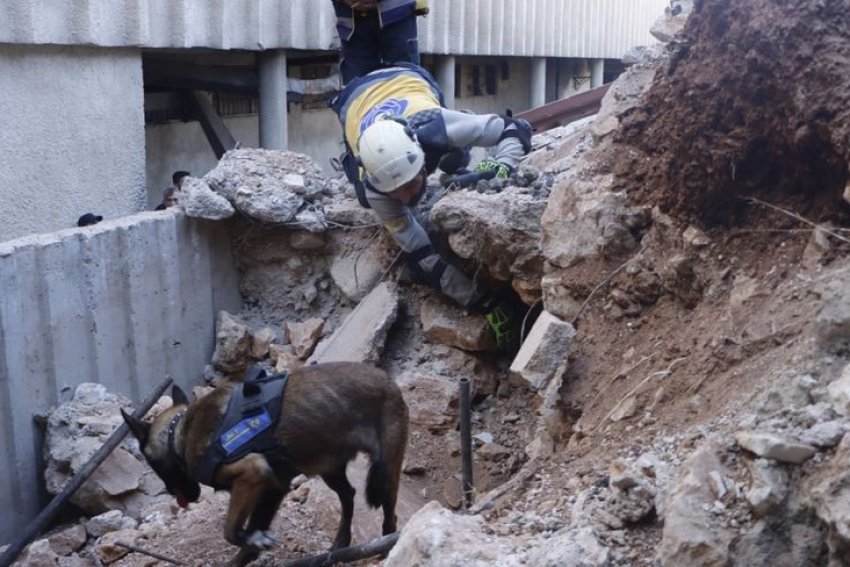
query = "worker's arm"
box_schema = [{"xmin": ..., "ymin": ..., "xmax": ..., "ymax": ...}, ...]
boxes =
[
  {"xmin": 440, "ymin": 109, "xmax": 530, "ymax": 169},
  {"xmin": 366, "ymin": 191, "xmax": 480, "ymax": 307}
]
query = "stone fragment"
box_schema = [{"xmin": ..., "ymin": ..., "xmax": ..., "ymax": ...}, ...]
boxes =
[
  {"xmin": 526, "ymin": 526, "xmax": 610, "ymax": 567},
  {"xmin": 397, "ymin": 372, "xmax": 460, "ymax": 432},
  {"xmin": 251, "ymin": 326, "xmax": 276, "ymax": 359},
  {"xmin": 86, "ymin": 510, "xmax": 137, "ymax": 538},
  {"xmin": 18, "ymin": 539, "xmax": 59, "ymax": 566},
  {"xmin": 745, "ymin": 458, "xmax": 789, "ymax": 517},
  {"xmin": 47, "ymin": 524, "xmax": 87, "ymax": 556},
  {"xmin": 212, "ymin": 310, "xmax": 253, "ymax": 373},
  {"xmin": 510, "ymin": 311, "xmax": 576, "ymax": 391},
  {"xmin": 658, "ymin": 445, "xmax": 733, "ymax": 566},
  {"xmin": 815, "ymin": 276, "xmax": 850, "ymax": 352},
  {"xmin": 802, "ymin": 420, "xmax": 847, "ymax": 449},
  {"xmin": 827, "ymin": 363, "xmax": 850, "ymax": 417},
  {"xmin": 93, "ymin": 528, "xmax": 141, "ymax": 564},
  {"xmin": 286, "ymin": 317, "xmax": 325, "ymax": 359},
  {"xmin": 385, "ymin": 501, "xmax": 521, "ymax": 567},
  {"xmin": 179, "ymin": 176, "xmax": 235, "ymax": 220},
  {"xmin": 420, "ymin": 297, "xmax": 495, "ymax": 352},
  {"xmin": 736, "ymin": 431, "xmax": 817, "ymax": 464}
]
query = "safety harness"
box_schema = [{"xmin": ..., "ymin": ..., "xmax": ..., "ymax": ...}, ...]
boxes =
[{"xmin": 193, "ymin": 367, "xmax": 290, "ymax": 487}]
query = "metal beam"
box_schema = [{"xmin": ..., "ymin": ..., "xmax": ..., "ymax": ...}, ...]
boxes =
[
  {"xmin": 515, "ymin": 83, "xmax": 611, "ymax": 133},
  {"xmin": 187, "ymin": 91, "xmax": 238, "ymax": 159}
]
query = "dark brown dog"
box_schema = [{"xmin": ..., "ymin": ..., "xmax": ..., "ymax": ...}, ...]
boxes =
[{"xmin": 122, "ymin": 361, "xmax": 409, "ymax": 566}]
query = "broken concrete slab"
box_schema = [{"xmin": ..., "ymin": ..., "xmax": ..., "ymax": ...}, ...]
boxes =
[
  {"xmin": 308, "ymin": 282, "xmax": 399, "ymax": 364},
  {"xmin": 510, "ymin": 311, "xmax": 576, "ymax": 391}
]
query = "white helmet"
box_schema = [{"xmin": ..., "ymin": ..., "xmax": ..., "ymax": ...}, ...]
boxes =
[{"xmin": 358, "ymin": 119, "xmax": 425, "ymax": 194}]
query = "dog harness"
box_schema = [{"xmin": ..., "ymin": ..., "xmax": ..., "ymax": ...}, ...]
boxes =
[{"xmin": 193, "ymin": 367, "xmax": 290, "ymax": 487}]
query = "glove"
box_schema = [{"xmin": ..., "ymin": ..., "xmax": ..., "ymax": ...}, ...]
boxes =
[
  {"xmin": 473, "ymin": 288, "xmax": 526, "ymax": 353},
  {"xmin": 474, "ymin": 159, "xmax": 513, "ymax": 180}
]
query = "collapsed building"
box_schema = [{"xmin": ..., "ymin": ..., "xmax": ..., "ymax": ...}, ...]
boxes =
[{"xmin": 4, "ymin": 0, "xmax": 850, "ymax": 565}]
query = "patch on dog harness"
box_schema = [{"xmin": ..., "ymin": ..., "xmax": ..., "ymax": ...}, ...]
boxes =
[
  {"xmin": 220, "ymin": 411, "xmax": 273, "ymax": 454},
  {"xmin": 193, "ymin": 367, "xmax": 290, "ymax": 487}
]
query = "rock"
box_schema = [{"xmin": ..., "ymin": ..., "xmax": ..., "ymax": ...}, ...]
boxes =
[
  {"xmin": 286, "ymin": 317, "xmax": 325, "ymax": 359},
  {"xmin": 397, "ymin": 372, "xmax": 460, "ymax": 432},
  {"xmin": 622, "ymin": 44, "xmax": 666, "ymax": 66},
  {"xmin": 86, "ymin": 510, "xmax": 137, "ymax": 538},
  {"xmin": 815, "ymin": 275, "xmax": 850, "ymax": 352},
  {"xmin": 801, "ymin": 435, "xmax": 850, "ymax": 561},
  {"xmin": 251, "ymin": 326, "xmax": 276, "ymax": 359},
  {"xmin": 526, "ymin": 526, "xmax": 610, "ymax": 566},
  {"xmin": 736, "ymin": 431, "xmax": 817, "ymax": 464},
  {"xmin": 745, "ymin": 458, "xmax": 789, "ymax": 517},
  {"xmin": 802, "ymin": 223, "xmax": 833, "ymax": 268},
  {"xmin": 732, "ymin": 519, "xmax": 826, "ymax": 567},
  {"xmin": 658, "ymin": 445, "xmax": 733, "ymax": 566},
  {"xmin": 827, "ymin": 363, "xmax": 850, "ymax": 417},
  {"xmin": 18, "ymin": 538, "xmax": 60, "ymax": 566},
  {"xmin": 385, "ymin": 501, "xmax": 522, "ymax": 567},
  {"xmin": 178, "ymin": 176, "xmax": 235, "ymax": 220},
  {"xmin": 509, "ymin": 311, "xmax": 576, "ymax": 391},
  {"xmin": 329, "ymin": 246, "xmax": 385, "ymax": 302},
  {"xmin": 478, "ymin": 443, "xmax": 510, "ymax": 462},
  {"xmin": 661, "ymin": 253, "xmax": 703, "ymax": 308},
  {"xmin": 93, "ymin": 528, "xmax": 142, "ymax": 564},
  {"xmin": 420, "ymin": 297, "xmax": 495, "ymax": 351},
  {"xmin": 212, "ymin": 310, "xmax": 253, "ymax": 373},
  {"xmin": 683, "ymin": 225, "xmax": 711, "ymax": 248},
  {"xmin": 802, "ymin": 420, "xmax": 847, "ymax": 448},
  {"xmin": 47, "ymin": 524, "xmax": 87, "ymax": 556},
  {"xmin": 609, "ymin": 396, "xmax": 638, "ymax": 422},
  {"xmin": 650, "ymin": 0, "xmax": 693, "ymax": 43},
  {"xmin": 43, "ymin": 384, "xmax": 166, "ymax": 517},
  {"xmin": 541, "ymin": 270, "xmax": 585, "ymax": 321},
  {"xmin": 431, "ymin": 189, "xmax": 546, "ymax": 291},
  {"xmin": 203, "ymin": 148, "xmax": 325, "ymax": 223}
]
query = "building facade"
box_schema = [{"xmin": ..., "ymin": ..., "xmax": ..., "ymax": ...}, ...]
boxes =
[{"xmin": 0, "ymin": 0, "xmax": 668, "ymax": 243}]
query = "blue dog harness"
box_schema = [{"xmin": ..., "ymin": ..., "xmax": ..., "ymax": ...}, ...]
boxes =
[{"xmin": 193, "ymin": 367, "xmax": 290, "ymax": 487}]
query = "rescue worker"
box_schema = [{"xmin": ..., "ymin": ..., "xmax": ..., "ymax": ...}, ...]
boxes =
[
  {"xmin": 332, "ymin": 64, "xmax": 533, "ymax": 350},
  {"xmin": 331, "ymin": 0, "xmax": 429, "ymax": 85}
]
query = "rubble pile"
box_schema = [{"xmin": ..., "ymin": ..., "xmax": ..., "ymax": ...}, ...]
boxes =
[{"xmin": 12, "ymin": 0, "xmax": 850, "ymax": 565}]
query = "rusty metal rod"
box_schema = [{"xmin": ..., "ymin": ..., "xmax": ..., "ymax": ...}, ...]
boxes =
[
  {"xmin": 282, "ymin": 532, "xmax": 400, "ymax": 567},
  {"xmin": 115, "ymin": 541, "xmax": 186, "ymax": 565},
  {"xmin": 0, "ymin": 377, "xmax": 173, "ymax": 567},
  {"xmin": 459, "ymin": 377, "xmax": 474, "ymax": 509}
]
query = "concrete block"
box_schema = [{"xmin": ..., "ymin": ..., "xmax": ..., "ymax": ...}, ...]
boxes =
[
  {"xmin": 510, "ymin": 311, "xmax": 576, "ymax": 391},
  {"xmin": 420, "ymin": 297, "xmax": 495, "ymax": 351},
  {"xmin": 308, "ymin": 282, "xmax": 398, "ymax": 364}
]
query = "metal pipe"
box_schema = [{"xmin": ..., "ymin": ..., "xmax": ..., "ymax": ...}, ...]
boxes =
[
  {"xmin": 0, "ymin": 377, "xmax": 173, "ymax": 566},
  {"xmin": 459, "ymin": 377, "xmax": 473, "ymax": 509},
  {"xmin": 283, "ymin": 532, "xmax": 400, "ymax": 567}
]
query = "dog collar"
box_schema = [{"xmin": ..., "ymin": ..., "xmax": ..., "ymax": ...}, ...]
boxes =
[{"xmin": 167, "ymin": 409, "xmax": 187, "ymax": 471}]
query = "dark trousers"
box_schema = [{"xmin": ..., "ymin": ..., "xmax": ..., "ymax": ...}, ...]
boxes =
[{"xmin": 340, "ymin": 11, "xmax": 420, "ymax": 85}]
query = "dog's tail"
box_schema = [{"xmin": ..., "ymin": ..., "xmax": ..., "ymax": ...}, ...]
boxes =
[{"xmin": 365, "ymin": 456, "xmax": 390, "ymax": 509}]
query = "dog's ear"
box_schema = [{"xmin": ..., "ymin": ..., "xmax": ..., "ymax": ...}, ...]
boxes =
[
  {"xmin": 171, "ymin": 384, "xmax": 189, "ymax": 407},
  {"xmin": 121, "ymin": 409, "xmax": 150, "ymax": 445}
]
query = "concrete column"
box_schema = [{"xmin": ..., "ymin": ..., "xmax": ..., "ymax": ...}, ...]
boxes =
[
  {"xmin": 591, "ymin": 58, "xmax": 605, "ymax": 88},
  {"xmin": 434, "ymin": 55, "xmax": 456, "ymax": 109},
  {"xmin": 259, "ymin": 50, "xmax": 288, "ymax": 150},
  {"xmin": 530, "ymin": 57, "xmax": 546, "ymax": 108}
]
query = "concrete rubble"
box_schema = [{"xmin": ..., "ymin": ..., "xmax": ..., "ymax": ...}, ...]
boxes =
[{"xmin": 18, "ymin": 1, "xmax": 850, "ymax": 564}]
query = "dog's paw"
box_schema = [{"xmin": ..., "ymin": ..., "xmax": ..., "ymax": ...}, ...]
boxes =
[{"xmin": 245, "ymin": 530, "xmax": 277, "ymax": 550}]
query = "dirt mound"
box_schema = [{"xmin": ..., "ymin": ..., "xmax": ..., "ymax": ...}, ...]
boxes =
[{"xmin": 614, "ymin": 0, "xmax": 850, "ymax": 226}]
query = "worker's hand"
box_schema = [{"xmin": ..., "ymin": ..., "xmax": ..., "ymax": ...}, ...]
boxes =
[{"xmin": 474, "ymin": 159, "xmax": 513, "ymax": 180}]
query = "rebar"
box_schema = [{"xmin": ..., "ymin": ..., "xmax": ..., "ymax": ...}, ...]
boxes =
[{"xmin": 459, "ymin": 377, "xmax": 474, "ymax": 509}]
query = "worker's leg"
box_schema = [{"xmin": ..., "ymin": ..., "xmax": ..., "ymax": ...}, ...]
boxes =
[
  {"xmin": 379, "ymin": 14, "xmax": 420, "ymax": 68},
  {"xmin": 340, "ymin": 13, "xmax": 383, "ymax": 84}
]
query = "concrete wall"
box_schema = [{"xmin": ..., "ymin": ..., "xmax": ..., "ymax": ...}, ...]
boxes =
[
  {"xmin": 0, "ymin": 44, "xmax": 146, "ymax": 243},
  {"xmin": 0, "ymin": 212, "xmax": 241, "ymax": 544}
]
